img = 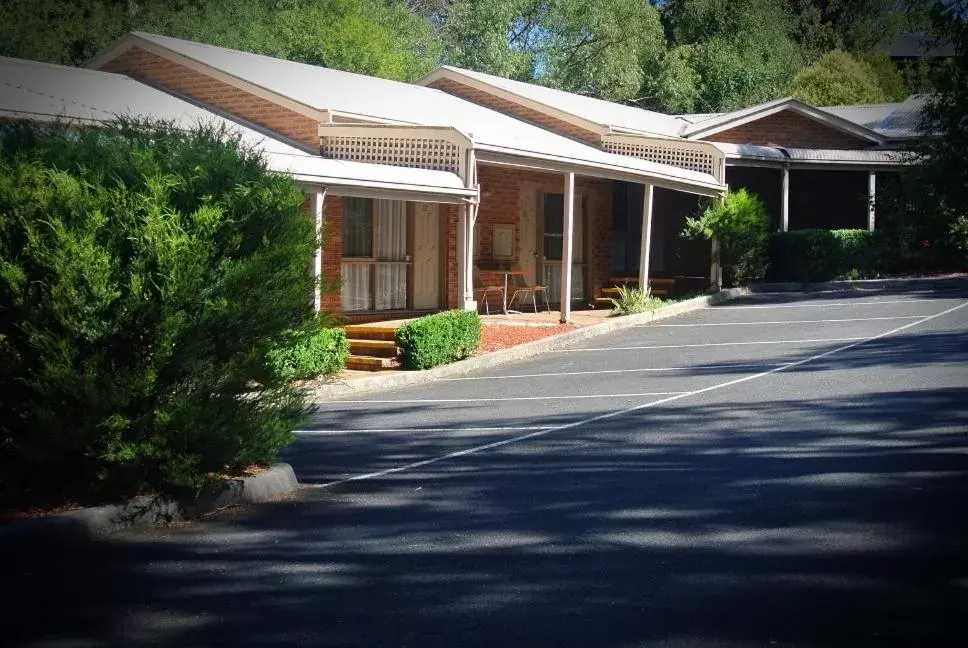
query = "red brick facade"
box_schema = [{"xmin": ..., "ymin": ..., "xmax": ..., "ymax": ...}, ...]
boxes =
[
  {"xmin": 703, "ymin": 109, "xmax": 871, "ymax": 149},
  {"xmin": 473, "ymin": 165, "xmax": 612, "ymax": 305},
  {"xmin": 427, "ymin": 77, "xmax": 602, "ymax": 146},
  {"xmin": 99, "ymin": 47, "xmax": 320, "ymax": 148}
]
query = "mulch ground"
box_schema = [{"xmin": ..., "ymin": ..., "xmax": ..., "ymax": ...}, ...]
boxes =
[{"xmin": 476, "ymin": 323, "xmax": 576, "ymax": 355}]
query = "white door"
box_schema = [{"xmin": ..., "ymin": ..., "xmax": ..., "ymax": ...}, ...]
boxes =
[
  {"xmin": 518, "ymin": 186, "xmax": 538, "ymax": 284},
  {"xmin": 412, "ymin": 202, "xmax": 440, "ymax": 310}
]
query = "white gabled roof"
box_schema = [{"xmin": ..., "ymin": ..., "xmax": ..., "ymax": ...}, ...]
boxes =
[
  {"xmin": 87, "ymin": 32, "xmax": 724, "ymax": 196},
  {"xmin": 420, "ymin": 65, "xmax": 687, "ymax": 138},
  {"xmin": 0, "ymin": 56, "xmax": 475, "ymax": 202},
  {"xmin": 825, "ymin": 95, "xmax": 929, "ymax": 140},
  {"xmin": 679, "ymin": 97, "xmax": 886, "ymax": 144}
]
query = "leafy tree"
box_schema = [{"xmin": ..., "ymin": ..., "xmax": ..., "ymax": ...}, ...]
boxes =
[
  {"xmin": 659, "ymin": 0, "xmax": 806, "ymax": 111},
  {"xmin": 0, "ymin": 0, "xmax": 443, "ymax": 81},
  {"xmin": 858, "ymin": 52, "xmax": 912, "ymax": 101},
  {"xmin": 904, "ymin": 0, "xmax": 968, "ymax": 257},
  {"xmin": 441, "ymin": 0, "xmax": 667, "ymax": 102},
  {"xmin": 787, "ymin": 0, "xmax": 915, "ymax": 56},
  {"xmin": 791, "ymin": 50, "xmax": 887, "ymax": 105}
]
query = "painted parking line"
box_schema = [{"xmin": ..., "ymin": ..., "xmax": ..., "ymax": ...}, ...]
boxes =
[
  {"xmin": 310, "ymin": 301, "xmax": 967, "ymax": 488},
  {"xmin": 555, "ymin": 337, "xmax": 868, "ymax": 353},
  {"xmin": 717, "ymin": 299, "xmax": 935, "ymax": 310},
  {"xmin": 296, "ymin": 426, "xmax": 553, "ymax": 435},
  {"xmin": 646, "ymin": 315, "xmax": 924, "ymax": 328},
  {"xmin": 440, "ymin": 363, "xmax": 793, "ymax": 382},
  {"xmin": 330, "ymin": 391, "xmax": 687, "ymax": 404}
]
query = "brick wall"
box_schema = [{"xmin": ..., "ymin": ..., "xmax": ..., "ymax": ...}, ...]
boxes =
[
  {"xmin": 100, "ymin": 47, "xmax": 320, "ymax": 148},
  {"xmin": 427, "ymin": 77, "xmax": 602, "ymax": 146},
  {"xmin": 704, "ymin": 110, "xmax": 871, "ymax": 149},
  {"xmin": 320, "ymin": 195, "xmax": 343, "ymax": 313}
]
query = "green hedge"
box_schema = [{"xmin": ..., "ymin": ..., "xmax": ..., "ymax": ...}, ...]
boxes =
[
  {"xmin": 0, "ymin": 120, "xmax": 320, "ymax": 502},
  {"xmin": 395, "ymin": 310, "xmax": 481, "ymax": 370},
  {"xmin": 767, "ymin": 229, "xmax": 884, "ymax": 282},
  {"xmin": 267, "ymin": 327, "xmax": 349, "ymax": 381}
]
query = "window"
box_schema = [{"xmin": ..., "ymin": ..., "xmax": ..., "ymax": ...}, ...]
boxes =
[{"xmin": 343, "ymin": 197, "xmax": 373, "ymax": 258}]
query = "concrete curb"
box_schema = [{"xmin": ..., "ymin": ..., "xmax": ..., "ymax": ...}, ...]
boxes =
[
  {"xmin": 751, "ymin": 276, "xmax": 968, "ymax": 294},
  {"xmin": 0, "ymin": 463, "xmax": 298, "ymax": 544},
  {"xmin": 310, "ymin": 287, "xmax": 750, "ymax": 402}
]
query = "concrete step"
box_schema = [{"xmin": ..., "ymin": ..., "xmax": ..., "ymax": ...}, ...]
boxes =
[
  {"xmin": 343, "ymin": 324, "xmax": 397, "ymax": 342},
  {"xmin": 345, "ymin": 354, "xmax": 398, "ymax": 371},
  {"xmin": 348, "ymin": 338, "xmax": 398, "ymax": 358}
]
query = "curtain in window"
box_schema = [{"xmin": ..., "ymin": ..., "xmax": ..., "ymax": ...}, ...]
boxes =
[
  {"xmin": 341, "ymin": 263, "xmax": 372, "ymax": 311},
  {"xmin": 374, "ymin": 200, "xmax": 407, "ymax": 311}
]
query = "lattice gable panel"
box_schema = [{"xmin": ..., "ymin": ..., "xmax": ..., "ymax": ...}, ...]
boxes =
[
  {"xmin": 603, "ymin": 140, "xmax": 716, "ymax": 177},
  {"xmin": 322, "ymin": 135, "xmax": 465, "ymax": 176}
]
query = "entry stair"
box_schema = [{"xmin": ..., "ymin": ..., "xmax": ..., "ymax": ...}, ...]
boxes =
[
  {"xmin": 343, "ymin": 324, "xmax": 400, "ymax": 371},
  {"xmin": 593, "ymin": 276, "xmax": 675, "ymax": 308}
]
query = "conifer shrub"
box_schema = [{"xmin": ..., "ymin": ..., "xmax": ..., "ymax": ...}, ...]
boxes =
[{"xmin": 0, "ymin": 120, "xmax": 321, "ymax": 502}]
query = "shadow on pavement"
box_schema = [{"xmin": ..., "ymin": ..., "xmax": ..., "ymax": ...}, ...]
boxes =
[{"xmin": 7, "ymin": 383, "xmax": 968, "ymax": 647}]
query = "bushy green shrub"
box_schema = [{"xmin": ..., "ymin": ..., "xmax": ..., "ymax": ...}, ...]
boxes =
[
  {"xmin": 0, "ymin": 120, "xmax": 321, "ymax": 502},
  {"xmin": 395, "ymin": 310, "xmax": 481, "ymax": 370},
  {"xmin": 609, "ymin": 285, "xmax": 664, "ymax": 316},
  {"xmin": 767, "ymin": 229, "xmax": 885, "ymax": 281},
  {"xmin": 267, "ymin": 327, "xmax": 349, "ymax": 381},
  {"xmin": 682, "ymin": 189, "xmax": 771, "ymax": 287},
  {"xmin": 950, "ymin": 215, "xmax": 968, "ymax": 264}
]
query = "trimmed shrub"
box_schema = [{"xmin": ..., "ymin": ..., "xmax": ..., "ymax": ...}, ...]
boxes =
[
  {"xmin": 0, "ymin": 120, "xmax": 321, "ymax": 502},
  {"xmin": 767, "ymin": 229, "xmax": 883, "ymax": 282},
  {"xmin": 395, "ymin": 310, "xmax": 481, "ymax": 370},
  {"xmin": 267, "ymin": 327, "xmax": 349, "ymax": 381},
  {"xmin": 609, "ymin": 285, "xmax": 664, "ymax": 316},
  {"xmin": 682, "ymin": 189, "xmax": 771, "ymax": 287}
]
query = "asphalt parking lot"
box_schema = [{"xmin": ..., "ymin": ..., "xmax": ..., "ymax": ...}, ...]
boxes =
[{"xmin": 10, "ymin": 286, "xmax": 968, "ymax": 648}]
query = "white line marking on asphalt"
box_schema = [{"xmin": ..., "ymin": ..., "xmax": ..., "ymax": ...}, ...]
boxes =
[
  {"xmin": 296, "ymin": 426, "xmax": 553, "ymax": 435},
  {"xmin": 311, "ymin": 301, "xmax": 967, "ymax": 489},
  {"xmin": 717, "ymin": 299, "xmax": 932, "ymax": 310},
  {"xmin": 647, "ymin": 316, "xmax": 923, "ymax": 327},
  {"xmin": 556, "ymin": 337, "xmax": 868, "ymax": 353},
  {"xmin": 330, "ymin": 392, "xmax": 686, "ymax": 404},
  {"xmin": 440, "ymin": 363, "xmax": 792, "ymax": 381}
]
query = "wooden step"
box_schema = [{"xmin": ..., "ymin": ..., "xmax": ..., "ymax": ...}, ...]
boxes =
[
  {"xmin": 348, "ymin": 338, "xmax": 398, "ymax": 358},
  {"xmin": 345, "ymin": 354, "xmax": 398, "ymax": 371},
  {"xmin": 342, "ymin": 324, "xmax": 397, "ymax": 342}
]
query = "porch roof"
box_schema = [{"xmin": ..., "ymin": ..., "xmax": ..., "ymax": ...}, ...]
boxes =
[
  {"xmin": 88, "ymin": 33, "xmax": 725, "ymax": 197},
  {"xmin": 0, "ymin": 57, "xmax": 475, "ymax": 203},
  {"xmin": 716, "ymin": 141, "xmax": 909, "ymax": 169}
]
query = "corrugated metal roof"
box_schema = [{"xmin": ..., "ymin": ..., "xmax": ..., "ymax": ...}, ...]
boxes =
[
  {"xmin": 821, "ymin": 96, "xmax": 927, "ymax": 139},
  {"xmin": 782, "ymin": 148, "xmax": 907, "ymax": 164},
  {"xmin": 714, "ymin": 142, "xmax": 787, "ymax": 160},
  {"xmin": 430, "ymin": 65, "xmax": 685, "ymax": 138},
  {"xmin": 0, "ymin": 56, "xmax": 475, "ymax": 199},
  {"xmin": 117, "ymin": 33, "xmax": 721, "ymax": 193}
]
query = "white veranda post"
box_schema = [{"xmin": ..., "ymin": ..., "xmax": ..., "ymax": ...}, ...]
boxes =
[
  {"xmin": 868, "ymin": 171, "xmax": 876, "ymax": 232},
  {"xmin": 560, "ymin": 172, "xmax": 575, "ymax": 324},
  {"xmin": 312, "ymin": 190, "xmax": 327, "ymax": 313},
  {"xmin": 638, "ymin": 184, "xmax": 654, "ymax": 295},
  {"xmin": 781, "ymin": 166, "xmax": 790, "ymax": 232}
]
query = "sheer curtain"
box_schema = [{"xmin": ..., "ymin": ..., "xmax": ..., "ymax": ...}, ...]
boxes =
[
  {"xmin": 342, "ymin": 198, "xmax": 373, "ymax": 312},
  {"xmin": 374, "ymin": 200, "xmax": 407, "ymax": 311}
]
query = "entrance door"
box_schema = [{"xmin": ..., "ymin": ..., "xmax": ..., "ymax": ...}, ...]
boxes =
[
  {"xmin": 541, "ymin": 192, "xmax": 585, "ymax": 303},
  {"xmin": 412, "ymin": 202, "xmax": 440, "ymax": 310},
  {"xmin": 518, "ymin": 186, "xmax": 538, "ymax": 284}
]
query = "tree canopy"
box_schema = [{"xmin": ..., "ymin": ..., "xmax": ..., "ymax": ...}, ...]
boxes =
[{"xmin": 0, "ymin": 0, "xmax": 938, "ymax": 112}]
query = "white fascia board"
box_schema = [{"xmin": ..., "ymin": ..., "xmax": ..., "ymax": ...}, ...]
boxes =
[
  {"xmin": 683, "ymin": 98, "xmax": 885, "ymax": 145},
  {"xmin": 85, "ymin": 34, "xmax": 330, "ymax": 124},
  {"xmin": 475, "ymin": 146, "xmax": 725, "ymax": 198},
  {"xmin": 420, "ymin": 68, "xmax": 609, "ymax": 138},
  {"xmin": 293, "ymin": 178, "xmax": 477, "ymax": 204}
]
